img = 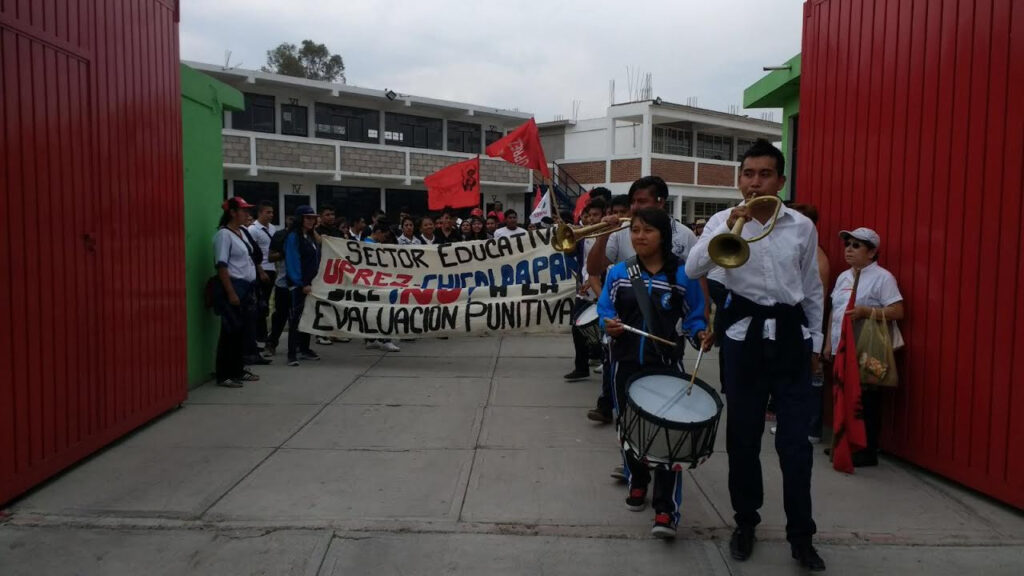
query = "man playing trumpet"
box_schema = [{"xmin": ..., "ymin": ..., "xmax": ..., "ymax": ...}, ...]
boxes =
[{"xmin": 685, "ymin": 139, "xmax": 826, "ymax": 571}]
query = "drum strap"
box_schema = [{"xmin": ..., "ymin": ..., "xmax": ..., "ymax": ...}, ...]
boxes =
[{"xmin": 626, "ymin": 257, "xmax": 667, "ymax": 358}]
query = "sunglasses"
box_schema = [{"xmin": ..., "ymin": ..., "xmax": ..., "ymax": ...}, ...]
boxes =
[{"xmin": 844, "ymin": 240, "xmax": 872, "ymax": 249}]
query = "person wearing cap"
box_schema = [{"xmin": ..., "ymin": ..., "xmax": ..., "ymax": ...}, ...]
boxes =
[
  {"xmin": 213, "ymin": 197, "xmax": 261, "ymax": 387},
  {"xmin": 824, "ymin": 227, "xmax": 904, "ymax": 467},
  {"xmin": 693, "ymin": 218, "xmax": 707, "ymax": 237},
  {"xmin": 284, "ymin": 205, "xmax": 323, "ymax": 366}
]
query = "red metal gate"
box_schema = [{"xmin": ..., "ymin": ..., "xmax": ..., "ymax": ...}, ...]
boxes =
[
  {"xmin": 800, "ymin": 0, "xmax": 1023, "ymax": 508},
  {"xmin": 1, "ymin": 0, "xmax": 185, "ymax": 505}
]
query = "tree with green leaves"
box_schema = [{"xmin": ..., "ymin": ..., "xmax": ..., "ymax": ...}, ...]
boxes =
[{"xmin": 262, "ymin": 40, "xmax": 345, "ymax": 83}]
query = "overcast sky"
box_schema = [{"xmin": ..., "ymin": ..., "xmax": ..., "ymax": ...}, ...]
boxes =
[{"xmin": 179, "ymin": 0, "xmax": 803, "ymax": 122}]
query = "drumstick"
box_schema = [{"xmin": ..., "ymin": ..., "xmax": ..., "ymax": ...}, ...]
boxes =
[
  {"xmin": 687, "ymin": 347, "xmax": 705, "ymax": 395},
  {"xmin": 606, "ymin": 319, "xmax": 677, "ymax": 347}
]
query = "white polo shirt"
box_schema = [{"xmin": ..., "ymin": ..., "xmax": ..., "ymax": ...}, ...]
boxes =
[
  {"xmin": 605, "ymin": 219, "xmax": 697, "ymax": 265},
  {"xmin": 829, "ymin": 262, "xmax": 903, "ymax": 350},
  {"xmin": 214, "ymin": 227, "xmax": 257, "ymax": 282}
]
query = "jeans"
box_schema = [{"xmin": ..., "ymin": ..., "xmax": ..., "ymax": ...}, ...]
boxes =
[{"xmin": 253, "ymin": 271, "xmax": 276, "ymax": 345}]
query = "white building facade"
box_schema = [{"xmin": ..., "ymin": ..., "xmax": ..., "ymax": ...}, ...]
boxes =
[
  {"xmin": 188, "ymin": 62, "xmax": 537, "ymax": 225},
  {"xmin": 539, "ymin": 101, "xmax": 783, "ymax": 224}
]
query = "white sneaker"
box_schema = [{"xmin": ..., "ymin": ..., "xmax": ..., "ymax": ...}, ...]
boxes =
[
  {"xmin": 381, "ymin": 341, "xmax": 401, "ymax": 352},
  {"xmin": 365, "ymin": 341, "xmax": 380, "ymax": 350},
  {"xmin": 316, "ymin": 336, "xmax": 333, "ymax": 346},
  {"xmin": 593, "ymin": 364, "xmax": 603, "ymax": 374}
]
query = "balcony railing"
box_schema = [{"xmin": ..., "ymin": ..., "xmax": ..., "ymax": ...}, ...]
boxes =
[{"xmin": 221, "ymin": 129, "xmax": 532, "ymax": 188}]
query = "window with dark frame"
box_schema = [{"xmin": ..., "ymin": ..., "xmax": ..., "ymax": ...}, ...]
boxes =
[
  {"xmin": 385, "ymin": 113, "xmax": 443, "ymax": 150},
  {"xmin": 233, "ymin": 180, "xmax": 281, "ymax": 225},
  {"xmin": 232, "ymin": 93, "xmax": 276, "ymax": 133},
  {"xmin": 447, "ymin": 120, "xmax": 482, "ymax": 153},
  {"xmin": 314, "ymin": 103, "xmax": 380, "ymax": 143},
  {"xmin": 735, "ymin": 138, "xmax": 756, "ymax": 161},
  {"xmin": 696, "ymin": 133, "xmax": 733, "ymax": 161},
  {"xmin": 485, "ymin": 129, "xmax": 503, "ymax": 146},
  {"xmin": 652, "ymin": 126, "xmax": 693, "ymax": 156},
  {"xmin": 316, "ymin": 185, "xmax": 380, "ymax": 223},
  {"xmin": 281, "ymin": 104, "xmax": 308, "ymax": 137}
]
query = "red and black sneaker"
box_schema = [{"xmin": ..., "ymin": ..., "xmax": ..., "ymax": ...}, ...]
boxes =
[
  {"xmin": 625, "ymin": 487, "xmax": 647, "ymax": 511},
  {"xmin": 651, "ymin": 513, "xmax": 677, "ymax": 539}
]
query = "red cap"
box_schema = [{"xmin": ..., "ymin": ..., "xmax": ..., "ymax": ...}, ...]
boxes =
[
  {"xmin": 470, "ymin": 208, "xmax": 484, "ymax": 217},
  {"xmin": 222, "ymin": 196, "xmax": 254, "ymax": 210}
]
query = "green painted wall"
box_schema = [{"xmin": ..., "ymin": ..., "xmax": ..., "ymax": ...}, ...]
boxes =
[
  {"xmin": 181, "ymin": 64, "xmax": 244, "ymax": 387},
  {"xmin": 744, "ymin": 53, "xmax": 801, "ymax": 199}
]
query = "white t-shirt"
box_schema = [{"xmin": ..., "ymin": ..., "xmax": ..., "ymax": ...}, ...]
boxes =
[
  {"xmin": 493, "ymin": 226, "xmax": 528, "ymax": 240},
  {"xmin": 214, "ymin": 227, "xmax": 257, "ymax": 282},
  {"xmin": 605, "ymin": 218, "xmax": 696, "ymax": 265},
  {"xmin": 829, "ymin": 261, "xmax": 903, "ymax": 350},
  {"xmin": 247, "ymin": 221, "xmax": 276, "ymax": 271},
  {"xmin": 398, "ymin": 235, "xmax": 421, "ymax": 245}
]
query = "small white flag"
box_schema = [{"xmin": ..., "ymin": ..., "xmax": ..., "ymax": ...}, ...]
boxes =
[{"xmin": 530, "ymin": 190, "xmax": 551, "ymax": 224}]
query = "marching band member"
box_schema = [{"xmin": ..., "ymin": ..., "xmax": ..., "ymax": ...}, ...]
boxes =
[
  {"xmin": 685, "ymin": 139, "xmax": 826, "ymax": 571},
  {"xmin": 598, "ymin": 207, "xmax": 710, "ymax": 539}
]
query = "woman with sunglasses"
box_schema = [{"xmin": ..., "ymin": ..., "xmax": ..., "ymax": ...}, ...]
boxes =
[{"xmin": 823, "ymin": 227, "xmax": 904, "ymax": 467}]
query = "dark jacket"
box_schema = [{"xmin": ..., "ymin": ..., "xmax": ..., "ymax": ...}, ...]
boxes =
[{"xmin": 284, "ymin": 230, "xmax": 320, "ymax": 288}]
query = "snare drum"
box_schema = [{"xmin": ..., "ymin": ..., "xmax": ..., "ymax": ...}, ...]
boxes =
[
  {"xmin": 619, "ymin": 368, "xmax": 723, "ymax": 469},
  {"xmin": 574, "ymin": 303, "xmax": 602, "ymax": 349}
]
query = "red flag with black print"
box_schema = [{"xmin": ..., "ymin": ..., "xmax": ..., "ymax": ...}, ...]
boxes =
[
  {"xmin": 832, "ymin": 269, "xmax": 868, "ymax": 473},
  {"xmin": 425, "ymin": 157, "xmax": 480, "ymax": 210},
  {"xmin": 485, "ymin": 118, "xmax": 551, "ymax": 178}
]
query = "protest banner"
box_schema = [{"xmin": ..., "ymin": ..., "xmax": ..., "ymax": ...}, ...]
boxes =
[{"xmin": 299, "ymin": 229, "xmax": 578, "ymax": 338}]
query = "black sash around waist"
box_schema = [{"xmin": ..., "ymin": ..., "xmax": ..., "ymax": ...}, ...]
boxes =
[{"xmin": 720, "ymin": 292, "xmax": 809, "ymax": 381}]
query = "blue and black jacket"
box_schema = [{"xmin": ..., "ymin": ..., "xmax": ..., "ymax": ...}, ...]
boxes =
[
  {"xmin": 597, "ymin": 261, "xmax": 706, "ymax": 366},
  {"xmin": 284, "ymin": 230, "xmax": 320, "ymax": 289}
]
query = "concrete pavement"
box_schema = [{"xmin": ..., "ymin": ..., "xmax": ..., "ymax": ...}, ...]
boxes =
[{"xmin": 2, "ymin": 334, "xmax": 1022, "ymax": 575}]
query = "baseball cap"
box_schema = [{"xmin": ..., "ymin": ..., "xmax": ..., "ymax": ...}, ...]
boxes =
[
  {"xmin": 839, "ymin": 227, "xmax": 881, "ymax": 249},
  {"xmin": 695, "ymin": 218, "xmax": 707, "ymax": 226},
  {"xmin": 222, "ymin": 196, "xmax": 254, "ymax": 210},
  {"xmin": 295, "ymin": 205, "xmax": 316, "ymax": 217}
]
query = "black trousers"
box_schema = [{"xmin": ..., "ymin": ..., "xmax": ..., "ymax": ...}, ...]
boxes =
[
  {"xmin": 253, "ymin": 271, "xmax": 276, "ymax": 344},
  {"xmin": 862, "ymin": 387, "xmax": 882, "ymax": 454},
  {"xmin": 215, "ymin": 279, "xmax": 255, "ymax": 382},
  {"xmin": 268, "ymin": 284, "xmax": 290, "ymax": 348},
  {"xmin": 571, "ymin": 298, "xmax": 592, "ymax": 373},
  {"xmin": 722, "ymin": 336, "xmax": 816, "ymax": 544},
  {"xmin": 287, "ymin": 289, "xmax": 312, "ymax": 360}
]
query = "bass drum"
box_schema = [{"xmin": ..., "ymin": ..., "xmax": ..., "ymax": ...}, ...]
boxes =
[{"xmin": 618, "ymin": 367, "xmax": 723, "ymax": 469}]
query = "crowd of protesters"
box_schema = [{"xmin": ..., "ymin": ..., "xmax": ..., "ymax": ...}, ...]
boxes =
[{"xmin": 210, "ymin": 197, "xmax": 559, "ymax": 387}]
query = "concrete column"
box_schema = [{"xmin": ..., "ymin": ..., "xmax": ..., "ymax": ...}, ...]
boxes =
[
  {"xmin": 607, "ymin": 117, "xmax": 616, "ymax": 155},
  {"xmin": 641, "ymin": 109, "xmax": 652, "ymax": 175},
  {"xmin": 442, "ymin": 119, "xmax": 448, "ymax": 151},
  {"xmin": 479, "ymin": 124, "xmax": 486, "ymax": 153},
  {"xmin": 686, "ymin": 199, "xmax": 696, "ymax": 223},
  {"xmin": 378, "ymin": 112, "xmax": 386, "ymax": 145},
  {"xmin": 380, "ymin": 188, "xmax": 386, "ymax": 211}
]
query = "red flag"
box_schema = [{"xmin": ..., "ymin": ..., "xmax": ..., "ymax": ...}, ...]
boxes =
[
  {"xmin": 425, "ymin": 157, "xmax": 480, "ymax": 210},
  {"xmin": 485, "ymin": 118, "xmax": 551, "ymax": 178},
  {"xmin": 832, "ymin": 269, "xmax": 867, "ymax": 473},
  {"xmin": 572, "ymin": 190, "xmax": 593, "ymax": 223}
]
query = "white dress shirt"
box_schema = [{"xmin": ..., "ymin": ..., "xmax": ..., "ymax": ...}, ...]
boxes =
[
  {"xmin": 829, "ymin": 262, "xmax": 903, "ymax": 350},
  {"xmin": 247, "ymin": 221, "xmax": 276, "ymax": 272},
  {"xmin": 685, "ymin": 203, "xmax": 825, "ymax": 353}
]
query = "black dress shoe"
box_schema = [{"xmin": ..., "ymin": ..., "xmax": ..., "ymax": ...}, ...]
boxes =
[
  {"xmin": 564, "ymin": 369, "xmax": 589, "ymax": 381},
  {"xmin": 586, "ymin": 408, "xmax": 613, "ymax": 424},
  {"xmin": 729, "ymin": 526, "xmax": 755, "ymax": 561},
  {"xmin": 852, "ymin": 451, "xmax": 879, "ymax": 467},
  {"xmin": 792, "ymin": 543, "xmax": 826, "ymax": 571}
]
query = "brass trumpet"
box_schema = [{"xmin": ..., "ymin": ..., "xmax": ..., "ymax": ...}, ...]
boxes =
[
  {"xmin": 708, "ymin": 195, "xmax": 782, "ymax": 268},
  {"xmin": 551, "ymin": 218, "xmax": 632, "ymax": 253}
]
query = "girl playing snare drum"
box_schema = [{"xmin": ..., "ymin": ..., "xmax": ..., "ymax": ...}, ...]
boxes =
[{"xmin": 598, "ymin": 207, "xmax": 711, "ymax": 538}]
